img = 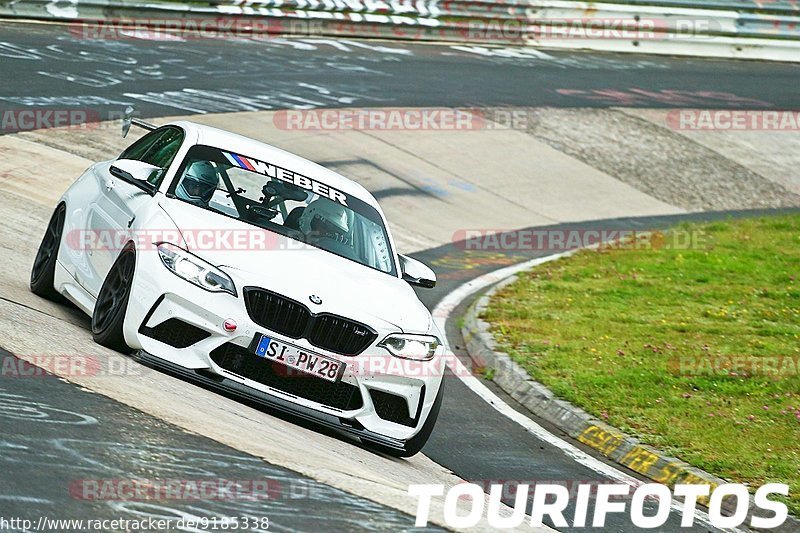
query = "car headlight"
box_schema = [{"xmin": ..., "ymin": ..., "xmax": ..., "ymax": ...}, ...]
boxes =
[
  {"xmin": 378, "ymin": 334, "xmax": 440, "ymax": 361},
  {"xmin": 156, "ymin": 242, "xmax": 237, "ymax": 296}
]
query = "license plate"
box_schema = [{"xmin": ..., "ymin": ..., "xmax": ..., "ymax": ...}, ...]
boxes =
[{"xmin": 253, "ymin": 335, "xmax": 344, "ymax": 383}]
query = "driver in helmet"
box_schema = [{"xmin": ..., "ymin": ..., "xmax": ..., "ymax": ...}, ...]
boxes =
[
  {"xmin": 299, "ymin": 199, "xmax": 351, "ymax": 245},
  {"xmin": 176, "ymin": 161, "xmax": 218, "ymax": 206}
]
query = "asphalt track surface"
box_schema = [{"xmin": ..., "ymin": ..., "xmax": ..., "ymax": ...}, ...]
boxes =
[
  {"xmin": 0, "ymin": 349, "xmax": 440, "ymax": 532},
  {"xmin": 1, "ymin": 20, "xmax": 799, "ymax": 122},
  {"xmin": 2, "ymin": 19, "xmax": 800, "ymax": 533}
]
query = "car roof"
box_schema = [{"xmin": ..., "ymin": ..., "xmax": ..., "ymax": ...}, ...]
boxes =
[{"xmin": 169, "ymin": 120, "xmax": 380, "ymax": 210}]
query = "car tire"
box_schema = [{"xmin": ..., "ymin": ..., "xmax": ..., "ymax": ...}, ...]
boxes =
[
  {"xmin": 365, "ymin": 378, "xmax": 445, "ymax": 458},
  {"xmin": 91, "ymin": 244, "xmax": 136, "ymax": 352},
  {"xmin": 30, "ymin": 204, "xmax": 67, "ymax": 302}
]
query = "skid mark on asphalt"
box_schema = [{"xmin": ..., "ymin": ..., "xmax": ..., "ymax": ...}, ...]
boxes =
[
  {"xmin": 121, "ymin": 85, "xmax": 389, "ymax": 114},
  {"xmin": 0, "ymin": 389, "xmax": 98, "ymax": 425}
]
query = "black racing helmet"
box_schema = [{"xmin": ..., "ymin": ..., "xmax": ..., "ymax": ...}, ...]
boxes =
[{"xmin": 176, "ymin": 161, "xmax": 218, "ymax": 205}]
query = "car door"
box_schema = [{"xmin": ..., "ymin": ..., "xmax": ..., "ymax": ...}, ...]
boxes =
[{"xmin": 83, "ymin": 127, "xmax": 184, "ymax": 296}]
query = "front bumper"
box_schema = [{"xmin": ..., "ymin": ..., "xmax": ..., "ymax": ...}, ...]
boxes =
[
  {"xmin": 123, "ymin": 250, "xmax": 445, "ymax": 442},
  {"xmin": 134, "ymin": 350, "xmax": 407, "ymax": 451}
]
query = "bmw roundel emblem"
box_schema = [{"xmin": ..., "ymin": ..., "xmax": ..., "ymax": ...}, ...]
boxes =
[{"xmin": 309, "ymin": 294, "xmax": 322, "ymax": 305}]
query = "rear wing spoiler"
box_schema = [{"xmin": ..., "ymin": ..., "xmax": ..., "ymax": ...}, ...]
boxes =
[{"xmin": 122, "ymin": 106, "xmax": 156, "ymax": 137}]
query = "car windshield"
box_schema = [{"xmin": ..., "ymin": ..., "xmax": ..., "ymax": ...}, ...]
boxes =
[{"xmin": 169, "ymin": 145, "xmax": 396, "ymax": 276}]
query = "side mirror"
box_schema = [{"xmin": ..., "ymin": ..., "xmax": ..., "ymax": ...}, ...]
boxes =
[
  {"xmin": 121, "ymin": 105, "xmax": 134, "ymax": 138},
  {"xmin": 110, "ymin": 159, "xmax": 161, "ymax": 184},
  {"xmin": 399, "ymin": 254, "xmax": 436, "ymax": 289},
  {"xmin": 121, "ymin": 105, "xmax": 156, "ymax": 137}
]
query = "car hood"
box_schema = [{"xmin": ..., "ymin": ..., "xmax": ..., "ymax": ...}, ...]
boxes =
[{"xmin": 158, "ymin": 197, "xmax": 431, "ymax": 333}]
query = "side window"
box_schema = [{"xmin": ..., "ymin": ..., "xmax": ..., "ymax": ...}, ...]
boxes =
[
  {"xmin": 119, "ymin": 129, "xmax": 163, "ymax": 161},
  {"xmin": 142, "ymin": 128, "xmax": 184, "ymax": 170},
  {"xmin": 119, "ymin": 127, "xmax": 185, "ymax": 187}
]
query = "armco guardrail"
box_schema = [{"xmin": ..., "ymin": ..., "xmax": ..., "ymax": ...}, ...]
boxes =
[{"xmin": 1, "ymin": 0, "xmax": 799, "ymax": 61}]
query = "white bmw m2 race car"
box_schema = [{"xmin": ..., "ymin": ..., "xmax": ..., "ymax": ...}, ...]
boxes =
[{"xmin": 30, "ymin": 114, "xmax": 444, "ymax": 457}]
